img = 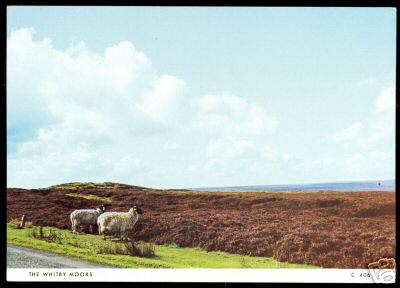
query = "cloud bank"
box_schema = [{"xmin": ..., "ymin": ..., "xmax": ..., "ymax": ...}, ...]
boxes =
[
  {"xmin": 7, "ymin": 28, "xmax": 278, "ymax": 188},
  {"xmin": 7, "ymin": 28, "xmax": 395, "ymax": 188}
]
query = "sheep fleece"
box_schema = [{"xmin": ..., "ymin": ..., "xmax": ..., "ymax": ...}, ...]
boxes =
[
  {"xmin": 97, "ymin": 211, "xmax": 138, "ymax": 235},
  {"xmin": 71, "ymin": 209, "xmax": 102, "ymax": 226}
]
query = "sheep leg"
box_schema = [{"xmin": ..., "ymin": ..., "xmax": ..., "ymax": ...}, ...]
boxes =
[
  {"xmin": 76, "ymin": 221, "xmax": 82, "ymax": 234},
  {"xmin": 121, "ymin": 232, "xmax": 128, "ymax": 241},
  {"xmin": 89, "ymin": 224, "xmax": 93, "ymax": 234},
  {"xmin": 71, "ymin": 221, "xmax": 77, "ymax": 233}
]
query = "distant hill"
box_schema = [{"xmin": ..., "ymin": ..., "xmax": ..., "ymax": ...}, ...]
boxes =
[
  {"xmin": 41, "ymin": 182, "xmax": 147, "ymax": 190},
  {"xmin": 193, "ymin": 180, "xmax": 395, "ymax": 192}
]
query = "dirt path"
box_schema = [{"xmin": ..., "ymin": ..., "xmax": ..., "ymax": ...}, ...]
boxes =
[{"xmin": 7, "ymin": 244, "xmax": 114, "ymax": 268}]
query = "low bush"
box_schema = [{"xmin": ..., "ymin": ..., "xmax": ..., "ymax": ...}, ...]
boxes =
[
  {"xmin": 30, "ymin": 226, "xmax": 63, "ymax": 243},
  {"xmin": 92, "ymin": 240, "xmax": 155, "ymax": 258},
  {"xmin": 125, "ymin": 240, "xmax": 156, "ymax": 258},
  {"xmin": 93, "ymin": 242, "xmax": 126, "ymax": 255}
]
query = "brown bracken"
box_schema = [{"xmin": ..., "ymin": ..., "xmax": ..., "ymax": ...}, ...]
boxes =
[{"xmin": 7, "ymin": 186, "xmax": 395, "ymax": 268}]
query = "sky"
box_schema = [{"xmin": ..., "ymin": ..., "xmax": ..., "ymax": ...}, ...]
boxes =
[{"xmin": 7, "ymin": 7, "xmax": 396, "ymax": 189}]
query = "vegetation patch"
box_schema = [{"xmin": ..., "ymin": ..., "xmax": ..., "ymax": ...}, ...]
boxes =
[
  {"xmin": 65, "ymin": 193, "xmax": 112, "ymax": 203},
  {"xmin": 91, "ymin": 239, "xmax": 155, "ymax": 258},
  {"xmin": 8, "ymin": 218, "xmax": 33, "ymax": 229},
  {"xmin": 7, "ymin": 224, "xmax": 313, "ymax": 268},
  {"xmin": 7, "ymin": 185, "xmax": 395, "ymax": 268},
  {"xmin": 40, "ymin": 182, "xmax": 140, "ymax": 190},
  {"xmin": 30, "ymin": 226, "xmax": 63, "ymax": 244}
]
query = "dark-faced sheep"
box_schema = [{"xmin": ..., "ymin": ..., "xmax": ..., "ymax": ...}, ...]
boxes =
[{"xmin": 97, "ymin": 206, "xmax": 143, "ymax": 240}]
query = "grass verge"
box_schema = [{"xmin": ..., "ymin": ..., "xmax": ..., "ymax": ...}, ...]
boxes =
[{"xmin": 7, "ymin": 224, "xmax": 317, "ymax": 268}]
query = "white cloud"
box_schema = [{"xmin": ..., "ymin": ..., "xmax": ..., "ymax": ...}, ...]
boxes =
[
  {"xmin": 162, "ymin": 142, "xmax": 180, "ymax": 151},
  {"xmin": 207, "ymin": 138, "xmax": 259, "ymax": 159},
  {"xmin": 367, "ymin": 85, "xmax": 396, "ymax": 146},
  {"xmin": 282, "ymin": 153, "xmax": 291, "ymax": 162},
  {"xmin": 333, "ymin": 85, "xmax": 395, "ymax": 149},
  {"xmin": 7, "ymin": 28, "xmax": 278, "ymax": 188},
  {"xmin": 7, "ymin": 27, "xmax": 395, "ymax": 188},
  {"xmin": 333, "ymin": 122, "xmax": 363, "ymax": 143},
  {"xmin": 191, "ymin": 94, "xmax": 277, "ymax": 137},
  {"xmin": 205, "ymin": 158, "xmax": 226, "ymax": 169},
  {"xmin": 139, "ymin": 75, "xmax": 186, "ymax": 123},
  {"xmin": 326, "ymin": 85, "xmax": 395, "ymax": 181},
  {"xmin": 376, "ymin": 85, "xmax": 395, "ymax": 111},
  {"xmin": 338, "ymin": 150, "xmax": 394, "ymax": 180}
]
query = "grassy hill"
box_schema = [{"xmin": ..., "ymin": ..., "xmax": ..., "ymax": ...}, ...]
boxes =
[{"xmin": 40, "ymin": 182, "xmax": 145, "ymax": 190}]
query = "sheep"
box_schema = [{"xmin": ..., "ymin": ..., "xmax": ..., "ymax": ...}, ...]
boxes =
[
  {"xmin": 97, "ymin": 206, "xmax": 143, "ymax": 240},
  {"xmin": 70, "ymin": 204, "xmax": 106, "ymax": 234}
]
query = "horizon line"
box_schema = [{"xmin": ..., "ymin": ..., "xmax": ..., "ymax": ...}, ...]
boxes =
[{"xmin": 6, "ymin": 178, "xmax": 395, "ymax": 190}]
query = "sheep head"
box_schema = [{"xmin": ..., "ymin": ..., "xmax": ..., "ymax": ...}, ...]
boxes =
[
  {"xmin": 96, "ymin": 205, "xmax": 106, "ymax": 213},
  {"xmin": 131, "ymin": 206, "xmax": 143, "ymax": 215}
]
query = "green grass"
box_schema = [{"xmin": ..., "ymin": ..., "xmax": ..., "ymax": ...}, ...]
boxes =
[
  {"xmin": 65, "ymin": 193, "xmax": 112, "ymax": 203},
  {"xmin": 7, "ymin": 224, "xmax": 316, "ymax": 268},
  {"xmin": 39, "ymin": 182, "xmax": 132, "ymax": 190}
]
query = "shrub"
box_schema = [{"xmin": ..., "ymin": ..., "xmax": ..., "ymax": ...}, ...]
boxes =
[
  {"xmin": 30, "ymin": 226, "xmax": 62, "ymax": 243},
  {"xmin": 30, "ymin": 227, "xmax": 40, "ymax": 239},
  {"xmin": 125, "ymin": 240, "xmax": 155, "ymax": 258},
  {"xmin": 92, "ymin": 240, "xmax": 155, "ymax": 258},
  {"xmin": 30, "ymin": 226, "xmax": 45, "ymax": 239},
  {"xmin": 93, "ymin": 242, "xmax": 126, "ymax": 255},
  {"xmin": 46, "ymin": 229, "xmax": 63, "ymax": 243}
]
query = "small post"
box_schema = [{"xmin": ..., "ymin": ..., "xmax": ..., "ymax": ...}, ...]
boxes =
[{"xmin": 18, "ymin": 215, "xmax": 27, "ymax": 229}]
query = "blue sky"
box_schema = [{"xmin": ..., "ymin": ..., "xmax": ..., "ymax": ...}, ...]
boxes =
[{"xmin": 7, "ymin": 7, "xmax": 396, "ymax": 188}]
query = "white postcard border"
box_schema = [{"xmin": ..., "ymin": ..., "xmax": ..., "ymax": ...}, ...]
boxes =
[{"xmin": 6, "ymin": 268, "xmax": 396, "ymax": 283}]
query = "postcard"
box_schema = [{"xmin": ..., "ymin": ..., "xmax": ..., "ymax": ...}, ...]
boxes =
[{"xmin": 6, "ymin": 5, "xmax": 396, "ymax": 283}]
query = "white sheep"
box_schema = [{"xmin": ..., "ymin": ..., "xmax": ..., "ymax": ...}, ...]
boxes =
[
  {"xmin": 97, "ymin": 206, "xmax": 142, "ymax": 240},
  {"xmin": 70, "ymin": 204, "xmax": 106, "ymax": 233}
]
